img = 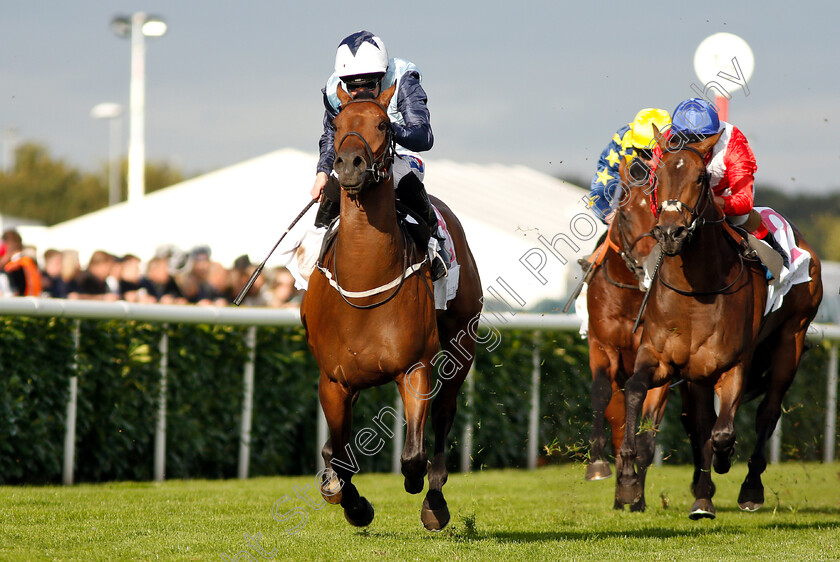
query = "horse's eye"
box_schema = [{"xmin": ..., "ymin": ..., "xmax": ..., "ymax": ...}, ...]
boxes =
[{"xmin": 378, "ymin": 121, "xmax": 389, "ymax": 132}]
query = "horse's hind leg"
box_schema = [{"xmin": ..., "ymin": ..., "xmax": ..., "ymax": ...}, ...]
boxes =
[
  {"xmin": 418, "ymin": 322, "xmax": 476, "ymax": 531},
  {"xmin": 318, "ymin": 371, "xmax": 374, "ymax": 527},
  {"xmin": 739, "ymin": 329, "xmax": 807, "ymax": 511},
  {"xmin": 680, "ymin": 382, "xmax": 717, "ymax": 519},
  {"xmin": 588, "ymin": 346, "xmax": 618, "ymax": 482}
]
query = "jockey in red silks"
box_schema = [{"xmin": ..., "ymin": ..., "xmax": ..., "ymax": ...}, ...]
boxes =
[{"xmin": 651, "ymin": 97, "xmax": 771, "ymax": 241}]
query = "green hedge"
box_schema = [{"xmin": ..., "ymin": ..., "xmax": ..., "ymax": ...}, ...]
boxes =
[{"xmin": 0, "ymin": 316, "xmax": 836, "ymax": 483}]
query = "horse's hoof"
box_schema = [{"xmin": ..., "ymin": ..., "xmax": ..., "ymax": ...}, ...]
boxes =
[
  {"xmin": 738, "ymin": 484, "xmax": 764, "ymax": 512},
  {"xmin": 404, "ymin": 475, "xmax": 425, "ymax": 495},
  {"xmin": 586, "ymin": 460, "xmax": 612, "ymax": 481},
  {"xmin": 320, "ymin": 474, "xmax": 343, "ymax": 504},
  {"xmin": 616, "ymin": 480, "xmax": 642, "ymax": 506},
  {"xmin": 344, "ymin": 496, "xmax": 374, "ymax": 527},
  {"xmin": 421, "ymin": 504, "xmax": 450, "ymax": 531},
  {"xmin": 629, "ymin": 499, "xmax": 646, "ymax": 513},
  {"xmin": 688, "ymin": 498, "xmax": 716, "ymax": 520}
]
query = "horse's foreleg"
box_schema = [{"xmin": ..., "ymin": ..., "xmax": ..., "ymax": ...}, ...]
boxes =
[
  {"xmin": 617, "ymin": 347, "xmax": 658, "ymax": 507},
  {"xmin": 740, "ymin": 331, "xmax": 805, "ymax": 511},
  {"xmin": 318, "ymin": 371, "xmax": 374, "ymax": 527},
  {"xmin": 396, "ymin": 365, "xmax": 431, "ymax": 497},
  {"xmin": 711, "ymin": 365, "xmax": 746, "ymax": 475},
  {"xmin": 629, "ymin": 384, "xmax": 670, "ymax": 512}
]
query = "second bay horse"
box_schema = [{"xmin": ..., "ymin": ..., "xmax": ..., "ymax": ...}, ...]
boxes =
[
  {"xmin": 300, "ymin": 83, "xmax": 482, "ymax": 531},
  {"xmin": 616, "ymin": 129, "xmax": 823, "ymax": 519}
]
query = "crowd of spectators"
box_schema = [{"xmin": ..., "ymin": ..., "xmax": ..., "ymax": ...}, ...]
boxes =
[{"xmin": 0, "ymin": 229, "xmax": 302, "ymax": 308}]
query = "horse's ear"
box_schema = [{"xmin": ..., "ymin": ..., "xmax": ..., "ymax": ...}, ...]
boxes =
[
  {"xmin": 695, "ymin": 131, "xmax": 723, "ymax": 156},
  {"xmin": 336, "ymin": 83, "xmax": 352, "ymax": 107},
  {"xmin": 377, "ymin": 83, "xmax": 397, "ymax": 108},
  {"xmin": 652, "ymin": 124, "xmax": 667, "ymax": 150}
]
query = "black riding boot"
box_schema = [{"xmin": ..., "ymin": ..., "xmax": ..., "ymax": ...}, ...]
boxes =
[
  {"xmin": 395, "ymin": 173, "xmax": 449, "ymax": 281},
  {"xmin": 762, "ymin": 232, "xmax": 790, "ymax": 270},
  {"xmin": 314, "ymin": 176, "xmax": 341, "ymax": 229}
]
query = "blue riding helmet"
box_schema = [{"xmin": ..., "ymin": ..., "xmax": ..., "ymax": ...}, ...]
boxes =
[{"xmin": 671, "ymin": 98, "xmax": 722, "ymax": 136}]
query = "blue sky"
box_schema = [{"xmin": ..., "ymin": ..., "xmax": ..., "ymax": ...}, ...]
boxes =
[{"xmin": 2, "ymin": 1, "xmax": 839, "ymax": 194}]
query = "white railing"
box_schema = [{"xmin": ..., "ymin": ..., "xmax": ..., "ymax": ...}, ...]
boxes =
[{"xmin": 2, "ymin": 297, "xmax": 838, "ymax": 484}]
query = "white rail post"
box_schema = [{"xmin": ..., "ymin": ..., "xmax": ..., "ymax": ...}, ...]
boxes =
[
  {"xmin": 238, "ymin": 326, "xmax": 257, "ymax": 479},
  {"xmin": 769, "ymin": 417, "xmax": 782, "ymax": 464},
  {"xmin": 654, "ymin": 418, "xmax": 665, "ymax": 468},
  {"xmin": 460, "ymin": 366, "xmax": 475, "ymax": 473},
  {"xmin": 62, "ymin": 320, "xmax": 81, "ymax": 486},
  {"xmin": 528, "ymin": 332, "xmax": 541, "ymax": 470},
  {"xmin": 824, "ymin": 342, "xmax": 838, "ymax": 463},
  {"xmin": 316, "ymin": 405, "xmax": 327, "ymax": 472},
  {"xmin": 153, "ymin": 326, "xmax": 168, "ymax": 482}
]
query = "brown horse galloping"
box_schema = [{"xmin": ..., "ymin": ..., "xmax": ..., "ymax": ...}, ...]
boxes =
[
  {"xmin": 616, "ymin": 130, "xmax": 823, "ymax": 519},
  {"xmin": 300, "ymin": 84, "xmax": 482, "ymax": 531},
  {"xmin": 585, "ymin": 157, "xmax": 670, "ymax": 512}
]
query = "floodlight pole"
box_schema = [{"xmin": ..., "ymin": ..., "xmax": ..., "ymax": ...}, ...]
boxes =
[{"xmin": 127, "ymin": 12, "xmax": 148, "ymax": 205}]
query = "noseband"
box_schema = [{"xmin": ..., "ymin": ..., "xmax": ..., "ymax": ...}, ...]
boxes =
[{"xmin": 336, "ymin": 99, "xmax": 396, "ymax": 186}]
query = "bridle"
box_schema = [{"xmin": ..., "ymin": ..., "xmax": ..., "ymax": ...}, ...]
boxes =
[
  {"xmin": 606, "ymin": 161, "xmax": 656, "ymax": 288},
  {"xmin": 614, "ymin": 203, "xmax": 654, "ymax": 285},
  {"xmin": 651, "ymin": 144, "xmax": 748, "ymax": 297},
  {"xmin": 653, "ymin": 144, "xmax": 723, "ymax": 243},
  {"xmin": 335, "ymin": 98, "xmax": 396, "ymax": 186}
]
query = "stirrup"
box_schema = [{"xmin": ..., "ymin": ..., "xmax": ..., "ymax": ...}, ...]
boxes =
[{"xmin": 431, "ymin": 252, "xmax": 448, "ymax": 282}]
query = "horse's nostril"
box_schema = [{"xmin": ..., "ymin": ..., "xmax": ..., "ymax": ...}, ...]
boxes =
[
  {"xmin": 673, "ymin": 227, "xmax": 686, "ymax": 239},
  {"xmin": 353, "ymin": 156, "xmax": 364, "ymax": 169}
]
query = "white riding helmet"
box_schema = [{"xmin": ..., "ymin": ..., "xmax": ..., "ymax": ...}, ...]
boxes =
[{"xmin": 334, "ymin": 30, "xmax": 389, "ymax": 84}]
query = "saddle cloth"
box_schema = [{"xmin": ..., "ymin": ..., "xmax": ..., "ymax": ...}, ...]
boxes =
[
  {"xmin": 756, "ymin": 207, "xmax": 812, "ymax": 315},
  {"xmin": 279, "ymin": 204, "xmax": 459, "ymax": 310}
]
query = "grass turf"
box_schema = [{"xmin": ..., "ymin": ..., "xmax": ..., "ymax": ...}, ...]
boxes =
[{"xmin": 1, "ymin": 462, "xmax": 838, "ymax": 560}]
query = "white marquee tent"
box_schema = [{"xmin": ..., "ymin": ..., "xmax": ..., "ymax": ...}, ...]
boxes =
[{"xmin": 22, "ymin": 149, "xmax": 602, "ymax": 308}]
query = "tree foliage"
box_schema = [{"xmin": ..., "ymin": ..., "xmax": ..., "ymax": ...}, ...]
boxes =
[{"xmin": 0, "ymin": 142, "xmax": 186, "ymax": 226}]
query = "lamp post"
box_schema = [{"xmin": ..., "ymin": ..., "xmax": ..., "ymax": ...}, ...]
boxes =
[
  {"xmin": 90, "ymin": 103, "xmax": 123, "ymax": 206},
  {"xmin": 111, "ymin": 13, "xmax": 167, "ymax": 205},
  {"xmin": 694, "ymin": 32, "xmax": 754, "ymax": 122}
]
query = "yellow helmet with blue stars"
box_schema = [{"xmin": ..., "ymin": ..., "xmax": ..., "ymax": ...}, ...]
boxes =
[{"xmin": 625, "ymin": 108, "xmax": 671, "ymax": 150}]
